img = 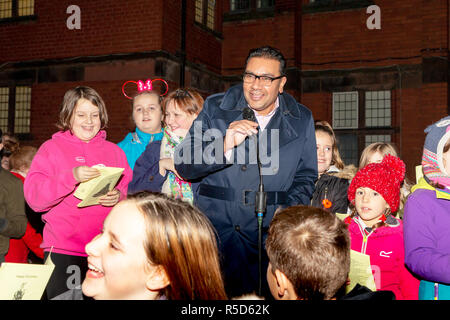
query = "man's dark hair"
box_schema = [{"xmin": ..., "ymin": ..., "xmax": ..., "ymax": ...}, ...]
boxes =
[{"xmin": 245, "ymin": 46, "xmax": 286, "ymax": 76}]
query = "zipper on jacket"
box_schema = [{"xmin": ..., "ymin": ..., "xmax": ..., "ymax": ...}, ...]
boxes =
[{"xmin": 355, "ymin": 218, "xmax": 372, "ymax": 254}]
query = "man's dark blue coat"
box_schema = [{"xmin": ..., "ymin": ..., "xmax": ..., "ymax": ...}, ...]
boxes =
[{"xmin": 175, "ymin": 84, "xmax": 317, "ymax": 297}]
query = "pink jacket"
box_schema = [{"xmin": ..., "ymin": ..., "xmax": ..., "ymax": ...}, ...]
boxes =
[
  {"xmin": 347, "ymin": 216, "xmax": 420, "ymax": 300},
  {"xmin": 24, "ymin": 130, "xmax": 132, "ymax": 256}
]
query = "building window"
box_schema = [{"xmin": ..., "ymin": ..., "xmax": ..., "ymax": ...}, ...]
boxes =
[
  {"xmin": 336, "ymin": 133, "xmax": 359, "ymax": 168},
  {"xmin": 333, "ymin": 90, "xmax": 393, "ymax": 166},
  {"xmin": 0, "ymin": 87, "xmax": 8, "ymax": 132},
  {"xmin": 14, "ymin": 86, "xmax": 31, "ymax": 134},
  {"xmin": 332, "ymin": 92, "xmax": 358, "ymax": 129},
  {"xmin": 0, "ymin": 86, "xmax": 31, "ymax": 135},
  {"xmin": 195, "ymin": 0, "xmax": 215, "ymax": 30},
  {"xmin": 195, "ymin": 0, "xmax": 203, "ymax": 23},
  {"xmin": 230, "ymin": 0, "xmax": 250, "ymax": 11},
  {"xmin": 0, "ymin": 0, "xmax": 34, "ymax": 19},
  {"xmin": 206, "ymin": 0, "xmax": 215, "ymax": 29},
  {"xmin": 304, "ymin": 0, "xmax": 372, "ymax": 14},
  {"xmin": 257, "ymin": 0, "xmax": 274, "ymax": 8},
  {"xmin": 230, "ymin": 0, "xmax": 273, "ymax": 11},
  {"xmin": 365, "ymin": 134, "xmax": 391, "ymax": 146},
  {"xmin": 365, "ymin": 90, "xmax": 391, "ymax": 127}
]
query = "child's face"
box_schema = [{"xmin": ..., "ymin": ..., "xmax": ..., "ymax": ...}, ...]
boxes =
[
  {"xmin": 367, "ymin": 151, "xmax": 384, "ymax": 165},
  {"xmin": 132, "ymin": 94, "xmax": 162, "ymax": 134},
  {"xmin": 70, "ymin": 98, "xmax": 101, "ymax": 142},
  {"xmin": 316, "ymin": 131, "xmax": 333, "ymax": 175},
  {"xmin": 443, "ymin": 147, "xmax": 450, "ymax": 175},
  {"xmin": 355, "ymin": 187, "xmax": 390, "ymax": 227},
  {"xmin": 82, "ymin": 201, "xmax": 160, "ymax": 300},
  {"xmin": 1, "ymin": 155, "xmax": 9, "ymax": 170},
  {"xmin": 164, "ymin": 100, "xmax": 197, "ymax": 138}
]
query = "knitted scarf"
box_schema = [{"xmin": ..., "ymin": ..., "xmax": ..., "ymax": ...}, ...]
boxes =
[
  {"xmin": 160, "ymin": 127, "xmax": 193, "ymax": 204},
  {"xmin": 422, "ymin": 116, "xmax": 450, "ymax": 195}
]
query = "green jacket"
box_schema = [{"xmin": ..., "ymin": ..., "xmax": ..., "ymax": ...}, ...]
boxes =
[{"xmin": 0, "ymin": 168, "xmax": 27, "ymax": 255}]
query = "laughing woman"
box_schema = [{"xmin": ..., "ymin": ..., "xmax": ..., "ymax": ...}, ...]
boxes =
[{"xmin": 81, "ymin": 192, "xmax": 227, "ymax": 300}]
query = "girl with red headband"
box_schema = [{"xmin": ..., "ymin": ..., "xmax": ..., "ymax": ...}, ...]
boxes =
[
  {"xmin": 345, "ymin": 154, "xmax": 420, "ymax": 299},
  {"xmin": 118, "ymin": 80, "xmax": 166, "ymax": 170}
]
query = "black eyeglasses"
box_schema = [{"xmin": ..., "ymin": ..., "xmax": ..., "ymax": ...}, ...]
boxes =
[{"xmin": 242, "ymin": 72, "xmax": 285, "ymax": 87}]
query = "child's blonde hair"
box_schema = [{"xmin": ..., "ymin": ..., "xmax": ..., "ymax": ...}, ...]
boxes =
[
  {"xmin": 314, "ymin": 120, "xmax": 345, "ymax": 170},
  {"xmin": 359, "ymin": 142, "xmax": 398, "ymax": 169}
]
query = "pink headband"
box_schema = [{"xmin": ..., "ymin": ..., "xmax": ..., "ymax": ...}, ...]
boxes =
[{"xmin": 122, "ymin": 79, "xmax": 169, "ymax": 99}]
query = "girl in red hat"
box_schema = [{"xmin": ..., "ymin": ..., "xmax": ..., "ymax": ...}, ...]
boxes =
[{"xmin": 345, "ymin": 154, "xmax": 420, "ymax": 300}]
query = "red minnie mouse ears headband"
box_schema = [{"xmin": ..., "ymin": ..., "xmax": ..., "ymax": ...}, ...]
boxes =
[{"xmin": 122, "ymin": 79, "xmax": 169, "ymax": 99}]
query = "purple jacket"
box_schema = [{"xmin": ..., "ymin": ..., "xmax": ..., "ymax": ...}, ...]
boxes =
[
  {"xmin": 403, "ymin": 179, "xmax": 450, "ymax": 284},
  {"xmin": 24, "ymin": 130, "xmax": 132, "ymax": 256}
]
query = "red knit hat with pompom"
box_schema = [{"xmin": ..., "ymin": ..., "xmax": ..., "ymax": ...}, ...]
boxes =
[{"xmin": 348, "ymin": 154, "xmax": 406, "ymax": 213}]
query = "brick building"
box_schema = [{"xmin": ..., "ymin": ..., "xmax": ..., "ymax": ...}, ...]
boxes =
[{"xmin": 1, "ymin": 0, "xmax": 449, "ymax": 179}]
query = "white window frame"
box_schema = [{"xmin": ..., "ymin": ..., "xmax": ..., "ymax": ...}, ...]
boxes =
[{"xmin": 332, "ymin": 91, "xmax": 359, "ymax": 130}]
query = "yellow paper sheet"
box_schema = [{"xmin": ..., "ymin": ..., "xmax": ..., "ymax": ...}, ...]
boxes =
[
  {"xmin": 415, "ymin": 165, "xmax": 423, "ymax": 184},
  {"xmin": 346, "ymin": 249, "xmax": 377, "ymax": 293},
  {"xmin": 336, "ymin": 212, "xmax": 350, "ymax": 221},
  {"xmin": 74, "ymin": 166, "xmax": 124, "ymax": 207},
  {"xmin": 0, "ymin": 252, "xmax": 55, "ymax": 300}
]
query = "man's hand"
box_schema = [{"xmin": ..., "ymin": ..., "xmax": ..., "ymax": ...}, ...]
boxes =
[
  {"xmin": 98, "ymin": 189, "xmax": 120, "ymax": 207},
  {"xmin": 73, "ymin": 166, "xmax": 101, "ymax": 183},
  {"xmin": 223, "ymin": 120, "xmax": 258, "ymax": 154},
  {"xmin": 159, "ymin": 158, "xmax": 181, "ymax": 179}
]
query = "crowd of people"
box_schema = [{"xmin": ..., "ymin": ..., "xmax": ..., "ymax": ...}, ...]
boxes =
[{"xmin": 0, "ymin": 46, "xmax": 449, "ymax": 301}]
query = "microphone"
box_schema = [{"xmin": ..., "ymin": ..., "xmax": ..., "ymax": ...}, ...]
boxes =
[
  {"xmin": 242, "ymin": 107, "xmax": 266, "ymax": 296},
  {"xmin": 242, "ymin": 107, "xmax": 265, "ymax": 213},
  {"xmin": 243, "ymin": 106, "xmax": 257, "ymax": 123}
]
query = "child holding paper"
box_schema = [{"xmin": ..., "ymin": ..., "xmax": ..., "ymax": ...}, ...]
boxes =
[
  {"xmin": 24, "ymin": 86, "xmax": 132, "ymax": 299},
  {"xmin": 345, "ymin": 154, "xmax": 419, "ymax": 299}
]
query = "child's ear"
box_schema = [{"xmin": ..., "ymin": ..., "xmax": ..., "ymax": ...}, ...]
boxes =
[
  {"xmin": 145, "ymin": 264, "xmax": 170, "ymax": 291},
  {"xmin": 274, "ymin": 269, "xmax": 289, "ymax": 297}
]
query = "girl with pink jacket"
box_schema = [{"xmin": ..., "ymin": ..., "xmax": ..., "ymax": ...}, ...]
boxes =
[
  {"xmin": 24, "ymin": 86, "xmax": 132, "ymax": 299},
  {"xmin": 344, "ymin": 155, "xmax": 419, "ymax": 300}
]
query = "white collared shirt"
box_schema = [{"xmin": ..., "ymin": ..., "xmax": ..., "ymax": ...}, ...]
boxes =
[
  {"xmin": 224, "ymin": 97, "xmax": 280, "ymax": 160},
  {"xmin": 253, "ymin": 97, "xmax": 279, "ymax": 131}
]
